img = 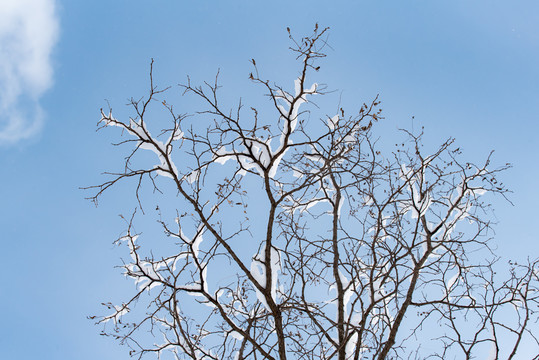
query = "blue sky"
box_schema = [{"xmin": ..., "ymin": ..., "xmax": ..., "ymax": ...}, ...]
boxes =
[{"xmin": 0, "ymin": 1, "xmax": 538, "ymax": 359}]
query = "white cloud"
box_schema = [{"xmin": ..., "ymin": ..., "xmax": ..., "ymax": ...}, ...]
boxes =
[{"xmin": 0, "ymin": 0, "xmax": 59, "ymax": 145}]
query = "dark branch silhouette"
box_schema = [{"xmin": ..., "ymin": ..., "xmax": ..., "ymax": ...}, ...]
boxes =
[{"xmin": 88, "ymin": 26, "xmax": 539, "ymax": 360}]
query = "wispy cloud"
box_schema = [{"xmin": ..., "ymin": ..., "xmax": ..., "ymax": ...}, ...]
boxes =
[{"xmin": 0, "ymin": 0, "xmax": 59, "ymax": 145}]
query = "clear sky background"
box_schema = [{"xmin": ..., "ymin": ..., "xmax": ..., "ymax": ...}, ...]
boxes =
[{"xmin": 0, "ymin": 1, "xmax": 538, "ymax": 359}]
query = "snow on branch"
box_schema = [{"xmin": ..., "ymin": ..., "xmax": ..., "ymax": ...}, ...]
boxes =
[{"xmin": 89, "ymin": 27, "xmax": 537, "ymax": 360}]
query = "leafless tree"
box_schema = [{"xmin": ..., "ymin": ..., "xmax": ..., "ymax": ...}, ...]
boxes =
[{"xmin": 88, "ymin": 26, "xmax": 539, "ymax": 360}]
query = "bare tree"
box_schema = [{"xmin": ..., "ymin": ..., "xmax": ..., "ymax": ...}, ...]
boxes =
[{"xmin": 89, "ymin": 27, "xmax": 539, "ymax": 360}]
